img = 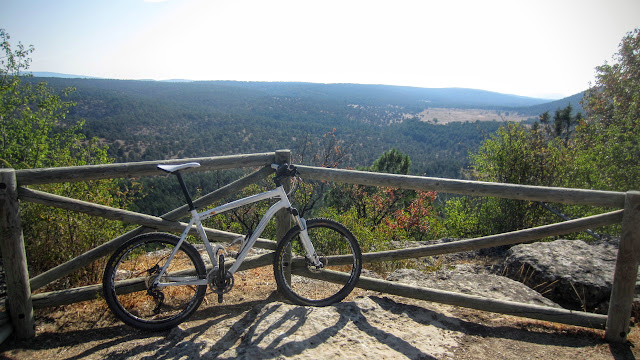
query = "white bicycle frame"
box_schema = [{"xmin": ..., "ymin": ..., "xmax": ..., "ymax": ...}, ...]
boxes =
[{"xmin": 153, "ymin": 183, "xmax": 321, "ymax": 288}]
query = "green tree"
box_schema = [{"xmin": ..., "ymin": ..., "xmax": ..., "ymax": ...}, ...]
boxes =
[
  {"xmin": 0, "ymin": 29, "xmax": 133, "ymax": 286},
  {"xmin": 454, "ymin": 123, "xmax": 564, "ymax": 235},
  {"xmin": 576, "ymin": 28, "xmax": 640, "ymax": 192},
  {"xmin": 537, "ymin": 103, "xmax": 583, "ymax": 145},
  {"xmin": 370, "ymin": 148, "xmax": 411, "ymax": 174},
  {"xmin": 445, "ymin": 102, "xmax": 586, "ymax": 237},
  {"xmin": 444, "ymin": 27, "xmax": 640, "ymax": 238},
  {"xmin": 323, "ymin": 148, "xmax": 442, "ymax": 247},
  {"xmin": 325, "ymin": 148, "xmax": 413, "ymax": 224},
  {"xmin": 450, "ymin": 30, "xmax": 640, "ymax": 239}
]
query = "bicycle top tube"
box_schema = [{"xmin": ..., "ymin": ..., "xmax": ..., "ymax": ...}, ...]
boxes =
[{"xmin": 196, "ymin": 185, "xmax": 290, "ymax": 222}]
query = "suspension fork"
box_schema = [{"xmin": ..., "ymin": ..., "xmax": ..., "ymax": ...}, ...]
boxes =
[{"xmin": 293, "ymin": 214, "xmax": 323, "ymax": 268}]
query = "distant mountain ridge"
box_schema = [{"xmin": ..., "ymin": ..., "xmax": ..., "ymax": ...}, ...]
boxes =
[
  {"xmin": 513, "ymin": 92, "xmax": 585, "ymax": 117},
  {"xmin": 206, "ymin": 81, "xmax": 551, "ymax": 108},
  {"xmin": 28, "ymin": 71, "xmax": 101, "ymax": 79},
  {"xmin": 29, "ymin": 72, "xmax": 559, "ymax": 109}
]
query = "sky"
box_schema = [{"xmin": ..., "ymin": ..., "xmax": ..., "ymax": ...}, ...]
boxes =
[{"xmin": 1, "ymin": 0, "xmax": 639, "ymax": 99}]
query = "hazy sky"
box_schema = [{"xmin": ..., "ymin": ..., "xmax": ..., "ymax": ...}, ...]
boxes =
[{"xmin": 2, "ymin": 0, "xmax": 639, "ymax": 99}]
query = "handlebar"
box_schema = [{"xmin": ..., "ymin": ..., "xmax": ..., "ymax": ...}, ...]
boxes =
[
  {"xmin": 271, "ymin": 163, "xmax": 299, "ymax": 189},
  {"xmin": 271, "ymin": 163, "xmax": 299, "ymax": 178}
]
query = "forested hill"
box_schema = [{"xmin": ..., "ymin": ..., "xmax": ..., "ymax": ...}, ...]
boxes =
[
  {"xmin": 27, "ymin": 77, "xmax": 579, "ymax": 178},
  {"xmin": 511, "ymin": 92, "xmax": 585, "ymax": 117}
]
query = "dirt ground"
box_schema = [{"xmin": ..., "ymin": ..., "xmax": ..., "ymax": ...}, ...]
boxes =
[{"xmin": 0, "ymin": 267, "xmax": 638, "ymax": 359}]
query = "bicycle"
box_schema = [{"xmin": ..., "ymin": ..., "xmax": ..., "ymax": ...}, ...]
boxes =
[{"xmin": 102, "ymin": 162, "xmax": 362, "ymax": 331}]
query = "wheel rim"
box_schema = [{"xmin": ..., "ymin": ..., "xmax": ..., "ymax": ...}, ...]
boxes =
[
  {"xmin": 280, "ymin": 223, "xmax": 359, "ymax": 304},
  {"xmin": 109, "ymin": 240, "xmax": 203, "ymax": 324}
]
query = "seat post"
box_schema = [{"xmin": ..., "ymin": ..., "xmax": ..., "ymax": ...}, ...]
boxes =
[{"xmin": 175, "ymin": 171, "xmax": 196, "ymax": 211}]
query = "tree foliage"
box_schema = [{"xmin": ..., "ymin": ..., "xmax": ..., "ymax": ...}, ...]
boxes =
[
  {"xmin": 0, "ymin": 30, "xmax": 134, "ymax": 286},
  {"xmin": 576, "ymin": 28, "xmax": 640, "ymax": 192},
  {"xmin": 324, "ymin": 149, "xmax": 442, "ymax": 255},
  {"xmin": 445, "ymin": 29, "xmax": 640, "ymax": 238}
]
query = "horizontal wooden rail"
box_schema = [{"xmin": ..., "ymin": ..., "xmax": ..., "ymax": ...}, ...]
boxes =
[
  {"xmin": 31, "ymin": 252, "xmax": 275, "ymax": 308},
  {"xmin": 297, "ymin": 165, "xmax": 626, "ymax": 208},
  {"xmin": 295, "ymin": 210, "xmax": 624, "ymax": 267},
  {"xmin": 18, "ymin": 187, "xmax": 277, "ymax": 249},
  {"xmin": 360, "ymin": 209, "xmax": 624, "ymax": 263},
  {"xmin": 16, "ymin": 152, "xmax": 275, "ymax": 185},
  {"xmin": 28, "ymin": 166, "xmax": 274, "ymax": 291},
  {"xmin": 303, "ymin": 271, "xmax": 607, "ymax": 329},
  {"xmin": 30, "ymin": 228, "xmax": 146, "ymax": 291}
]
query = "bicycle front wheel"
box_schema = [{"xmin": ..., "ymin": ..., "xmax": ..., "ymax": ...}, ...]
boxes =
[
  {"xmin": 102, "ymin": 232, "xmax": 207, "ymax": 331},
  {"xmin": 274, "ymin": 218, "xmax": 362, "ymax": 306}
]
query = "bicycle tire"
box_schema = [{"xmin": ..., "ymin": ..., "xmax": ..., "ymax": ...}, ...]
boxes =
[
  {"xmin": 102, "ymin": 232, "xmax": 207, "ymax": 331},
  {"xmin": 274, "ymin": 218, "xmax": 362, "ymax": 306}
]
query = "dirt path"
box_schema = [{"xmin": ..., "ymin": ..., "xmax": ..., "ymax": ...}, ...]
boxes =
[{"xmin": 0, "ymin": 268, "xmax": 637, "ymax": 359}]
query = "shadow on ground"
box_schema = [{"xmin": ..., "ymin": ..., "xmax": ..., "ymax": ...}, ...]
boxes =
[{"xmin": 1, "ymin": 294, "xmax": 636, "ymax": 360}]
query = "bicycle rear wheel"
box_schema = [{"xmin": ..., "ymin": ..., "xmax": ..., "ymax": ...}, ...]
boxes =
[
  {"xmin": 102, "ymin": 232, "xmax": 207, "ymax": 331},
  {"xmin": 274, "ymin": 218, "xmax": 362, "ymax": 306}
]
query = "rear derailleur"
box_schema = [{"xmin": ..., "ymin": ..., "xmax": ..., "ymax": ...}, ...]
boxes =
[{"xmin": 145, "ymin": 264, "xmax": 166, "ymax": 314}]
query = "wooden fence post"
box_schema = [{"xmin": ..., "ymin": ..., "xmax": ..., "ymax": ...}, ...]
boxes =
[
  {"xmin": 275, "ymin": 150, "xmax": 292, "ymax": 282},
  {"xmin": 605, "ymin": 191, "xmax": 640, "ymax": 342},
  {"xmin": 0, "ymin": 169, "xmax": 35, "ymax": 339},
  {"xmin": 274, "ymin": 149, "xmax": 293, "ymax": 239}
]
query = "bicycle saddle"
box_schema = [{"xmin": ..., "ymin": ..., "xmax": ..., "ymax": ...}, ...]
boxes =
[{"xmin": 157, "ymin": 162, "xmax": 201, "ymax": 173}]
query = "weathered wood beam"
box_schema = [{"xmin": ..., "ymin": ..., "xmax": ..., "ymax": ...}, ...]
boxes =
[
  {"xmin": 297, "ymin": 165, "xmax": 626, "ymax": 208},
  {"xmin": 17, "ymin": 187, "xmax": 277, "ymax": 249},
  {"xmin": 0, "ymin": 170, "xmax": 35, "ymax": 339},
  {"xmin": 29, "ymin": 227, "xmax": 146, "ymax": 291},
  {"xmin": 308, "ymin": 210, "xmax": 624, "ymax": 266},
  {"xmin": 606, "ymin": 191, "xmax": 640, "ymax": 342},
  {"xmin": 16, "ymin": 152, "xmax": 275, "ymax": 185},
  {"xmin": 296, "ymin": 269, "xmax": 608, "ymax": 329}
]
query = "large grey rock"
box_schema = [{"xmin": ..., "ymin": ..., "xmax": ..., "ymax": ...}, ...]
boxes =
[
  {"xmin": 386, "ymin": 266, "xmax": 560, "ymax": 308},
  {"xmin": 503, "ymin": 239, "xmax": 625, "ymax": 313}
]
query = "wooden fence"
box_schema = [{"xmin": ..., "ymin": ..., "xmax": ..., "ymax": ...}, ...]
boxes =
[{"xmin": 0, "ymin": 150, "xmax": 638, "ymax": 344}]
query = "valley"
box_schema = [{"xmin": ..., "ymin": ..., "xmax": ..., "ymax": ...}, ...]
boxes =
[{"xmin": 29, "ymin": 77, "xmax": 584, "ymax": 178}]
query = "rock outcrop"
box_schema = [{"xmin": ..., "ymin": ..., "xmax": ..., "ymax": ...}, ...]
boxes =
[
  {"xmin": 502, "ymin": 239, "xmax": 625, "ymax": 313},
  {"xmin": 386, "ymin": 265, "xmax": 560, "ymax": 308}
]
